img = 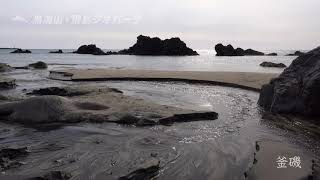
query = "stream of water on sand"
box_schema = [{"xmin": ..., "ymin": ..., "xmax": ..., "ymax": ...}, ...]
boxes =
[{"xmin": 0, "ymin": 69, "xmax": 319, "ymax": 179}]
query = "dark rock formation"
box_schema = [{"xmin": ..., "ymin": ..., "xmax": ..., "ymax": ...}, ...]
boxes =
[
  {"xmin": 28, "ymin": 171, "xmax": 72, "ymax": 180},
  {"xmin": 0, "ymin": 147, "xmax": 29, "ymax": 171},
  {"xmin": 215, "ymin": 44, "xmax": 264, "ymax": 56},
  {"xmin": 118, "ymin": 159, "xmax": 160, "ymax": 180},
  {"xmin": 0, "ymin": 63, "xmax": 13, "ymax": 72},
  {"xmin": 259, "ymin": 62, "xmax": 287, "ymax": 68},
  {"xmin": 0, "ymin": 78, "xmax": 16, "ymax": 89},
  {"xmin": 28, "ymin": 61, "xmax": 48, "ymax": 69},
  {"xmin": 49, "ymin": 49, "xmax": 63, "ymax": 54},
  {"xmin": 74, "ymin": 44, "xmax": 106, "ymax": 55},
  {"xmin": 258, "ymin": 46, "xmax": 320, "ymax": 116},
  {"xmin": 27, "ymin": 87, "xmax": 90, "ymax": 97},
  {"xmin": 158, "ymin": 112, "xmax": 219, "ymax": 125},
  {"xmin": 266, "ymin": 53, "xmax": 278, "ymax": 56},
  {"xmin": 10, "ymin": 49, "xmax": 31, "ymax": 53},
  {"xmin": 287, "ymin": 51, "xmax": 305, "ymax": 56},
  {"xmin": 118, "ymin": 35, "xmax": 199, "ymax": 56}
]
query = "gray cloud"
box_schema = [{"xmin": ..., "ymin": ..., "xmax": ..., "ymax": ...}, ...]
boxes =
[{"xmin": 0, "ymin": 0, "xmax": 319, "ymax": 49}]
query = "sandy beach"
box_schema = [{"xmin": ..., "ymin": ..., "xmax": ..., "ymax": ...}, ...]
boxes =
[{"xmin": 50, "ymin": 69, "xmax": 279, "ymax": 91}]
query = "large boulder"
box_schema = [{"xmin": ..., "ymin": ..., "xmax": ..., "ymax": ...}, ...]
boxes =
[
  {"xmin": 259, "ymin": 62, "xmax": 286, "ymax": 68},
  {"xmin": 10, "ymin": 49, "xmax": 31, "ymax": 53},
  {"xmin": 118, "ymin": 35, "xmax": 199, "ymax": 56},
  {"xmin": 28, "ymin": 61, "xmax": 48, "ymax": 69},
  {"xmin": 74, "ymin": 44, "xmax": 106, "ymax": 55},
  {"xmin": 215, "ymin": 43, "xmax": 264, "ymax": 56},
  {"xmin": 258, "ymin": 46, "xmax": 320, "ymax": 116}
]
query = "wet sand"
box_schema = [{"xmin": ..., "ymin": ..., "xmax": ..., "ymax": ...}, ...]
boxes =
[{"xmin": 49, "ymin": 69, "xmax": 279, "ymax": 91}]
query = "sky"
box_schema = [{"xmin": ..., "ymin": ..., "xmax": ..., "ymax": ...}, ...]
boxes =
[{"xmin": 0, "ymin": 0, "xmax": 319, "ymax": 50}]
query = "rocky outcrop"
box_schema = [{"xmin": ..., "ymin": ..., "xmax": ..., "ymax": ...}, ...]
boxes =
[
  {"xmin": 118, "ymin": 35, "xmax": 199, "ymax": 56},
  {"xmin": 0, "ymin": 95, "xmax": 218, "ymax": 126},
  {"xmin": 10, "ymin": 49, "xmax": 31, "ymax": 53},
  {"xmin": 259, "ymin": 62, "xmax": 286, "ymax": 68},
  {"xmin": 0, "ymin": 63, "xmax": 13, "ymax": 72},
  {"xmin": 287, "ymin": 51, "xmax": 305, "ymax": 56},
  {"xmin": 266, "ymin": 53, "xmax": 278, "ymax": 56},
  {"xmin": 28, "ymin": 61, "xmax": 48, "ymax": 69},
  {"xmin": 215, "ymin": 44, "xmax": 264, "ymax": 56},
  {"xmin": 258, "ymin": 46, "xmax": 320, "ymax": 116},
  {"xmin": 0, "ymin": 77, "xmax": 16, "ymax": 89},
  {"xmin": 74, "ymin": 44, "xmax": 107, "ymax": 55},
  {"xmin": 49, "ymin": 49, "xmax": 63, "ymax": 54}
]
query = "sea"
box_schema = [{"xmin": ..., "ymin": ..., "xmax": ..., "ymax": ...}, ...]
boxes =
[{"xmin": 0, "ymin": 49, "xmax": 298, "ymax": 73}]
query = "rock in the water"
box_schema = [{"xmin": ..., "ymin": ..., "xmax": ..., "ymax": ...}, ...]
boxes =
[
  {"xmin": 287, "ymin": 51, "xmax": 305, "ymax": 56},
  {"xmin": 28, "ymin": 61, "xmax": 48, "ymax": 69},
  {"xmin": 0, "ymin": 63, "xmax": 13, "ymax": 72},
  {"xmin": 74, "ymin": 44, "xmax": 106, "ymax": 55},
  {"xmin": 0, "ymin": 77, "xmax": 16, "ymax": 89},
  {"xmin": 215, "ymin": 43, "xmax": 264, "ymax": 56},
  {"xmin": 49, "ymin": 49, "xmax": 63, "ymax": 54},
  {"xmin": 118, "ymin": 159, "xmax": 160, "ymax": 180},
  {"xmin": 258, "ymin": 46, "xmax": 320, "ymax": 116},
  {"xmin": 266, "ymin": 53, "xmax": 278, "ymax": 56},
  {"xmin": 260, "ymin": 62, "xmax": 287, "ymax": 68},
  {"xmin": 27, "ymin": 87, "xmax": 89, "ymax": 97},
  {"xmin": 10, "ymin": 49, "xmax": 31, "ymax": 53},
  {"xmin": 244, "ymin": 49, "xmax": 265, "ymax": 56},
  {"xmin": 0, "ymin": 147, "xmax": 29, "ymax": 171},
  {"xmin": 118, "ymin": 35, "xmax": 199, "ymax": 56}
]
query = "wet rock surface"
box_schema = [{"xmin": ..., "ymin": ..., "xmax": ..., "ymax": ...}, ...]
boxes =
[
  {"xmin": 0, "ymin": 86, "xmax": 218, "ymax": 126},
  {"xmin": 215, "ymin": 44, "xmax": 264, "ymax": 56},
  {"xmin": 258, "ymin": 46, "xmax": 320, "ymax": 116},
  {"xmin": 10, "ymin": 49, "xmax": 32, "ymax": 53},
  {"xmin": 0, "ymin": 147, "xmax": 29, "ymax": 171},
  {"xmin": 74, "ymin": 44, "xmax": 107, "ymax": 55},
  {"xmin": 118, "ymin": 35, "xmax": 199, "ymax": 56},
  {"xmin": 259, "ymin": 62, "xmax": 287, "ymax": 68}
]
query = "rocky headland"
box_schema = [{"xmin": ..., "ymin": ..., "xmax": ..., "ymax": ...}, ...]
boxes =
[{"xmin": 258, "ymin": 46, "xmax": 320, "ymax": 116}]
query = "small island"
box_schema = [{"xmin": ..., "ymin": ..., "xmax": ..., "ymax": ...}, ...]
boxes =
[
  {"xmin": 49, "ymin": 49, "xmax": 63, "ymax": 54},
  {"xmin": 215, "ymin": 43, "xmax": 265, "ymax": 56},
  {"xmin": 10, "ymin": 49, "xmax": 32, "ymax": 54},
  {"xmin": 118, "ymin": 35, "xmax": 199, "ymax": 56}
]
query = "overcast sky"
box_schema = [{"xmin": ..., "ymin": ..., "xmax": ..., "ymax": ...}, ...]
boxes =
[{"xmin": 0, "ymin": 0, "xmax": 319, "ymax": 50}]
